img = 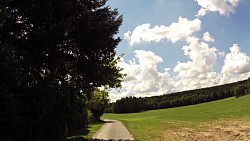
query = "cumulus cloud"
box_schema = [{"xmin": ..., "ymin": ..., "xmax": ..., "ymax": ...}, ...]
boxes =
[
  {"xmin": 221, "ymin": 44, "xmax": 250, "ymax": 75},
  {"xmin": 202, "ymin": 32, "xmax": 215, "ymax": 42},
  {"xmin": 173, "ymin": 36, "xmax": 219, "ymax": 90},
  {"xmin": 183, "ymin": 37, "xmax": 218, "ymax": 66},
  {"xmin": 124, "ymin": 17, "xmax": 201, "ymax": 46},
  {"xmin": 195, "ymin": 0, "xmax": 239, "ymax": 17},
  {"xmin": 110, "ymin": 43, "xmax": 250, "ymax": 101},
  {"xmin": 110, "ymin": 50, "xmax": 175, "ymax": 100},
  {"xmin": 109, "ymin": 0, "xmax": 249, "ymax": 101},
  {"xmin": 173, "ymin": 42, "xmax": 249, "ymax": 92},
  {"xmin": 218, "ymin": 51, "xmax": 225, "ymax": 57}
]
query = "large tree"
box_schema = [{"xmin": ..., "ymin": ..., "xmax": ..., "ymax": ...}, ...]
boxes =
[{"xmin": 0, "ymin": 0, "xmax": 123, "ymax": 140}]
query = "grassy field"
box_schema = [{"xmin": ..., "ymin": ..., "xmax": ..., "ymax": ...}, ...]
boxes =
[{"xmin": 102, "ymin": 95, "xmax": 250, "ymax": 141}]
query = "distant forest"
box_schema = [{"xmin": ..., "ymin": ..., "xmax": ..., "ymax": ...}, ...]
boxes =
[{"xmin": 106, "ymin": 78, "xmax": 250, "ymax": 113}]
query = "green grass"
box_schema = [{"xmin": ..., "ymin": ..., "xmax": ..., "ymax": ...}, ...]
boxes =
[
  {"xmin": 67, "ymin": 122, "xmax": 102, "ymax": 141},
  {"xmin": 102, "ymin": 95, "xmax": 250, "ymax": 141}
]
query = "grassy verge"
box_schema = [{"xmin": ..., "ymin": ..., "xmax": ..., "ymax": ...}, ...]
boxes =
[
  {"xmin": 67, "ymin": 122, "xmax": 102, "ymax": 141},
  {"xmin": 103, "ymin": 95, "xmax": 250, "ymax": 141}
]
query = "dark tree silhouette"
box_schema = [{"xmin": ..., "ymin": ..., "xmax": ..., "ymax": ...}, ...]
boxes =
[{"xmin": 0, "ymin": 0, "xmax": 123, "ymax": 140}]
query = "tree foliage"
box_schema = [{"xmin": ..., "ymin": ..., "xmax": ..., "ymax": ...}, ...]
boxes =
[
  {"xmin": 87, "ymin": 88, "xmax": 109, "ymax": 122},
  {"xmin": 0, "ymin": 0, "xmax": 123, "ymax": 140}
]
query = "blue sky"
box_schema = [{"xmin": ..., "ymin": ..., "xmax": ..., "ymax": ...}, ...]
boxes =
[{"xmin": 106, "ymin": 0, "xmax": 250, "ymax": 101}]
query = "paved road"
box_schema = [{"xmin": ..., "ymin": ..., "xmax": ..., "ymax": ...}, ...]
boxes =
[{"xmin": 91, "ymin": 119, "xmax": 134, "ymax": 141}]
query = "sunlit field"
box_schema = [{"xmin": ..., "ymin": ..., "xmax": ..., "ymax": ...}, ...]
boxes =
[{"xmin": 103, "ymin": 95, "xmax": 250, "ymax": 141}]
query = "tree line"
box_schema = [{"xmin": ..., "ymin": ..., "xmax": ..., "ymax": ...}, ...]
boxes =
[
  {"xmin": 0, "ymin": 0, "xmax": 123, "ymax": 141},
  {"xmin": 106, "ymin": 78, "xmax": 250, "ymax": 113}
]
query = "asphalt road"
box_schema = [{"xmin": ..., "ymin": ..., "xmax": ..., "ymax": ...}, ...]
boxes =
[{"xmin": 91, "ymin": 119, "xmax": 134, "ymax": 141}]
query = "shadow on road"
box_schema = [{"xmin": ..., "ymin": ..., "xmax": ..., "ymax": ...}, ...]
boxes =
[{"xmin": 102, "ymin": 120, "xmax": 114, "ymax": 123}]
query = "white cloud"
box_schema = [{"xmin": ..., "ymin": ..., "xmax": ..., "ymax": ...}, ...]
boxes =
[
  {"xmin": 110, "ymin": 50, "xmax": 175, "ymax": 100},
  {"xmin": 110, "ymin": 0, "xmax": 249, "ymax": 100},
  {"xmin": 173, "ymin": 36, "xmax": 219, "ymax": 90},
  {"xmin": 195, "ymin": 0, "xmax": 239, "ymax": 17},
  {"xmin": 222, "ymin": 44, "xmax": 250, "ymax": 75},
  {"xmin": 202, "ymin": 32, "xmax": 215, "ymax": 42},
  {"xmin": 110, "ymin": 42, "xmax": 250, "ymax": 101},
  {"xmin": 239, "ymin": 72, "xmax": 250, "ymax": 80},
  {"xmin": 218, "ymin": 51, "xmax": 225, "ymax": 57},
  {"xmin": 183, "ymin": 37, "xmax": 218, "ymax": 66},
  {"xmin": 124, "ymin": 17, "xmax": 201, "ymax": 46}
]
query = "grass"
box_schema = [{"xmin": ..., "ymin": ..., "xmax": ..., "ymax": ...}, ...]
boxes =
[
  {"xmin": 67, "ymin": 122, "xmax": 102, "ymax": 141},
  {"xmin": 102, "ymin": 95, "xmax": 250, "ymax": 141}
]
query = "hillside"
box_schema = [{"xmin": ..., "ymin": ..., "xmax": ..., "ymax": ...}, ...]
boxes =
[
  {"xmin": 107, "ymin": 78, "xmax": 249, "ymax": 113},
  {"xmin": 103, "ymin": 95, "xmax": 250, "ymax": 141}
]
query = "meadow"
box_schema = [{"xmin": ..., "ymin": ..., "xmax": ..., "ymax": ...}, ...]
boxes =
[{"xmin": 103, "ymin": 95, "xmax": 250, "ymax": 141}]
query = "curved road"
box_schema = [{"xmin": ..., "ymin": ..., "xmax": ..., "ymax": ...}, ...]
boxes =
[{"xmin": 91, "ymin": 119, "xmax": 134, "ymax": 141}]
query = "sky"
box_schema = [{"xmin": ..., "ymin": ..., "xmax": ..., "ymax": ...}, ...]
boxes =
[{"xmin": 106, "ymin": 0, "xmax": 250, "ymax": 101}]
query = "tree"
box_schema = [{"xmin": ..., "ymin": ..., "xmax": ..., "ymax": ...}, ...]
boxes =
[
  {"xmin": 0, "ymin": 0, "xmax": 123, "ymax": 140},
  {"xmin": 87, "ymin": 88, "xmax": 109, "ymax": 122}
]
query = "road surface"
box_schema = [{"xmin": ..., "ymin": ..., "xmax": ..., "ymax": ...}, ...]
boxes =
[{"xmin": 91, "ymin": 119, "xmax": 134, "ymax": 141}]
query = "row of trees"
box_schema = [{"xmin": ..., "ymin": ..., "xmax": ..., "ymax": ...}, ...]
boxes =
[
  {"xmin": 109, "ymin": 78, "xmax": 250, "ymax": 113},
  {"xmin": 0, "ymin": 0, "xmax": 123, "ymax": 141}
]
